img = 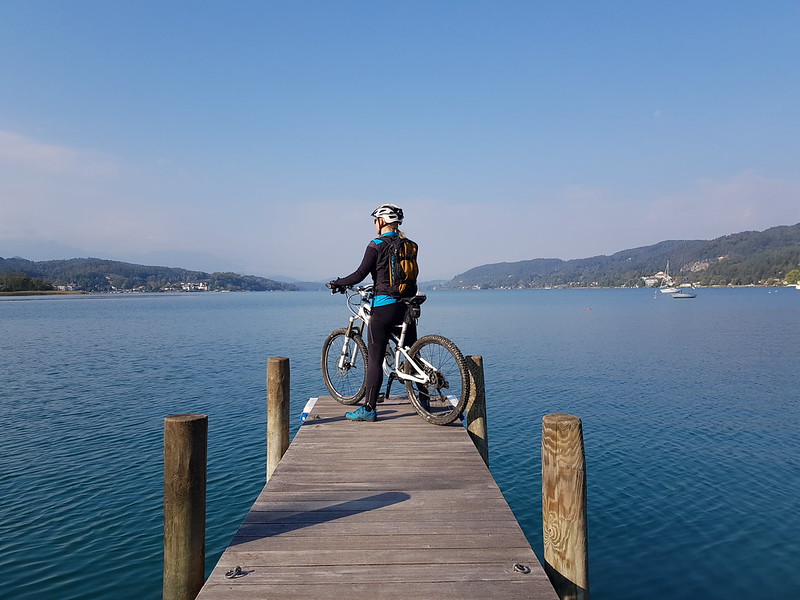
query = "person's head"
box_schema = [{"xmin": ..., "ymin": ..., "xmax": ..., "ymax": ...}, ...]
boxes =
[{"xmin": 371, "ymin": 204, "xmax": 403, "ymax": 234}]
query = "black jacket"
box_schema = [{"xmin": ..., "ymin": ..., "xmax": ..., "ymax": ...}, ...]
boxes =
[{"xmin": 333, "ymin": 234, "xmax": 400, "ymax": 296}]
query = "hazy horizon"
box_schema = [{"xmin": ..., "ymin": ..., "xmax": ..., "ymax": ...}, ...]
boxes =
[{"xmin": 4, "ymin": 220, "xmax": 797, "ymax": 284}]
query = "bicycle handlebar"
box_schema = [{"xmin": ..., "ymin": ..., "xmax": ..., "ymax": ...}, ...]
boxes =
[
  {"xmin": 326, "ymin": 282, "xmax": 347, "ymax": 294},
  {"xmin": 327, "ymin": 284, "xmax": 373, "ymax": 319},
  {"xmin": 326, "ymin": 282, "xmax": 374, "ymax": 296}
]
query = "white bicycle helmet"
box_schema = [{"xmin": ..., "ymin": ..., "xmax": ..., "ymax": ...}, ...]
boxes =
[{"xmin": 371, "ymin": 203, "xmax": 404, "ymax": 225}]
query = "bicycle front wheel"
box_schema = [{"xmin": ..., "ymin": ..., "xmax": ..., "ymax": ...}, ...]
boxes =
[
  {"xmin": 404, "ymin": 334, "xmax": 470, "ymax": 425},
  {"xmin": 321, "ymin": 328, "xmax": 368, "ymax": 404}
]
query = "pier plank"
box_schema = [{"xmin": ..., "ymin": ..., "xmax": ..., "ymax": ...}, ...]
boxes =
[{"xmin": 196, "ymin": 396, "xmax": 557, "ymax": 600}]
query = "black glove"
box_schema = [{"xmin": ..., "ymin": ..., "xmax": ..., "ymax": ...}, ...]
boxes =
[{"xmin": 326, "ymin": 282, "xmax": 346, "ymax": 294}]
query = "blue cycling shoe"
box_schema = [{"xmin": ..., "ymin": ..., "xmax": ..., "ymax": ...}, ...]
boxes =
[{"xmin": 345, "ymin": 406, "xmax": 377, "ymax": 422}]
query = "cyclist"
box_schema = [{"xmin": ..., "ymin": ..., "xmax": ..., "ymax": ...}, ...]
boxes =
[{"xmin": 328, "ymin": 204, "xmax": 418, "ymax": 421}]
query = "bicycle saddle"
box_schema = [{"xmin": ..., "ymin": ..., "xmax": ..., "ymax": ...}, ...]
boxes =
[{"xmin": 404, "ymin": 294, "xmax": 427, "ymax": 307}]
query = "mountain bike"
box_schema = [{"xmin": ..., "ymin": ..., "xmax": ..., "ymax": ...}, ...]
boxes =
[{"xmin": 321, "ymin": 284, "xmax": 470, "ymax": 425}]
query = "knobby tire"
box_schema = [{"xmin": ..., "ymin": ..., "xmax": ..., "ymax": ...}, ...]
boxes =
[
  {"xmin": 404, "ymin": 334, "xmax": 470, "ymax": 425},
  {"xmin": 321, "ymin": 328, "xmax": 368, "ymax": 404}
]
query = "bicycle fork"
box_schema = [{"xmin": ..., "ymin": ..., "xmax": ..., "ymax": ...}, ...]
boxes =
[{"xmin": 338, "ymin": 317, "xmax": 361, "ymax": 371}]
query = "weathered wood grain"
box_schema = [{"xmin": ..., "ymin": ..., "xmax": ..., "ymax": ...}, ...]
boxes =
[
  {"xmin": 541, "ymin": 413, "xmax": 588, "ymax": 599},
  {"xmin": 196, "ymin": 396, "xmax": 557, "ymax": 600},
  {"xmin": 164, "ymin": 414, "xmax": 207, "ymax": 600},
  {"xmin": 266, "ymin": 357, "xmax": 290, "ymax": 481}
]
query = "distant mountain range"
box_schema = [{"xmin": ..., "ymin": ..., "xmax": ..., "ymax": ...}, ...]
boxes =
[
  {"xmin": 3, "ymin": 223, "xmax": 799, "ymax": 292},
  {"xmin": 437, "ymin": 223, "xmax": 800, "ymax": 289},
  {"xmin": 0, "ymin": 257, "xmax": 295, "ymax": 292}
]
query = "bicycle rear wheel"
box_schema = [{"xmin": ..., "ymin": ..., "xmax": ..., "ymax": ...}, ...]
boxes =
[
  {"xmin": 321, "ymin": 328, "xmax": 367, "ymax": 404},
  {"xmin": 404, "ymin": 334, "xmax": 470, "ymax": 425}
]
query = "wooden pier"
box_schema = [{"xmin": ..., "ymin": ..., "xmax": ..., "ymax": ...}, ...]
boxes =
[{"xmin": 194, "ymin": 395, "xmax": 558, "ymax": 600}]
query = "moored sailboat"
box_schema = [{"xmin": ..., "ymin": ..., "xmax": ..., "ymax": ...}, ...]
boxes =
[{"xmin": 659, "ymin": 261, "xmax": 679, "ymax": 293}]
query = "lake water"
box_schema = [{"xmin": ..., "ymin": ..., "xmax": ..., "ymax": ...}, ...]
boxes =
[{"xmin": 1, "ymin": 288, "xmax": 798, "ymax": 599}]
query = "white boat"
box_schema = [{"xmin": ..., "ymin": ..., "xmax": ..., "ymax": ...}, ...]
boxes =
[{"xmin": 659, "ymin": 261, "xmax": 679, "ymax": 293}]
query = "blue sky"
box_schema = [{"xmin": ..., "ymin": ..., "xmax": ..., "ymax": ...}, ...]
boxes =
[{"xmin": 1, "ymin": 1, "xmax": 798, "ymax": 281}]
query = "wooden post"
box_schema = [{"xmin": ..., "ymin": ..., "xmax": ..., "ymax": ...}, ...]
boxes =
[
  {"xmin": 163, "ymin": 414, "xmax": 207, "ymax": 600},
  {"xmin": 267, "ymin": 356, "xmax": 290, "ymax": 481},
  {"xmin": 465, "ymin": 355, "xmax": 488, "ymax": 467},
  {"xmin": 542, "ymin": 413, "xmax": 589, "ymax": 600}
]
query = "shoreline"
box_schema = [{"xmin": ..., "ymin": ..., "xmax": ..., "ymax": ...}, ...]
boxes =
[
  {"xmin": 0, "ymin": 290, "xmax": 87, "ymax": 296},
  {"xmin": 432, "ymin": 284, "xmax": 799, "ymax": 291},
  {"xmin": 3, "ymin": 285, "xmax": 796, "ymax": 297}
]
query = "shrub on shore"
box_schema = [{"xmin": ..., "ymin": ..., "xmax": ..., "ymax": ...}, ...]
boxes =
[{"xmin": 0, "ymin": 272, "xmax": 54, "ymax": 293}]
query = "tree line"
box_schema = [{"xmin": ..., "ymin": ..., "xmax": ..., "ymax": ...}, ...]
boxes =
[
  {"xmin": 0, "ymin": 257, "xmax": 295, "ymax": 292},
  {"xmin": 0, "ymin": 273, "xmax": 54, "ymax": 293}
]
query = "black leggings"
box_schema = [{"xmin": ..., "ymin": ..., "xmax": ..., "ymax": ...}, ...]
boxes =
[{"xmin": 365, "ymin": 302, "xmax": 417, "ymax": 411}]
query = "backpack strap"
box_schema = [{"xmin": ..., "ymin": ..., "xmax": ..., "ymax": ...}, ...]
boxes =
[{"xmin": 373, "ymin": 233, "xmax": 398, "ymax": 246}]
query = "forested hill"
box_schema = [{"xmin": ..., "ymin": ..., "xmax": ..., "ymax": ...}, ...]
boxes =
[
  {"xmin": 0, "ymin": 257, "xmax": 295, "ymax": 292},
  {"xmin": 439, "ymin": 223, "xmax": 800, "ymax": 289}
]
